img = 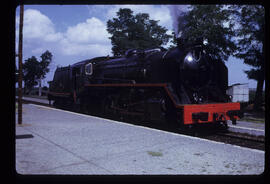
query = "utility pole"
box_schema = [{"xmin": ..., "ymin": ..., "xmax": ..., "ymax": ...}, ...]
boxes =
[{"xmin": 18, "ymin": 5, "xmax": 24, "ymax": 125}]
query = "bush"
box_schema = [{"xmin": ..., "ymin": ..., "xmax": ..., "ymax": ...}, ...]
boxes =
[{"xmin": 249, "ymin": 89, "xmax": 265, "ymax": 103}]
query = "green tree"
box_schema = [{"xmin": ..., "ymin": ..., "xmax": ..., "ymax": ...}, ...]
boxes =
[
  {"xmin": 23, "ymin": 50, "xmax": 52, "ymax": 95},
  {"xmin": 23, "ymin": 56, "xmax": 39, "ymax": 93},
  {"xmin": 176, "ymin": 5, "xmax": 237, "ymax": 61},
  {"xmin": 38, "ymin": 50, "xmax": 53, "ymax": 80},
  {"xmin": 107, "ymin": 8, "xmax": 172, "ymax": 56},
  {"xmin": 231, "ymin": 5, "xmax": 265, "ymax": 110}
]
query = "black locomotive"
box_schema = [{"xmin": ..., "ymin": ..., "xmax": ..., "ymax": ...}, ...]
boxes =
[{"xmin": 48, "ymin": 38, "xmax": 241, "ymax": 127}]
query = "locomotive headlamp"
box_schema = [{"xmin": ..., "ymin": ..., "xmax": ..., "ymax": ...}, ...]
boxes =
[
  {"xmin": 184, "ymin": 52, "xmax": 194, "ymax": 63},
  {"xmin": 187, "ymin": 55, "xmax": 193, "ymax": 62},
  {"xmin": 203, "ymin": 39, "xmax": 208, "ymax": 45},
  {"xmin": 184, "ymin": 50, "xmax": 201, "ymax": 64}
]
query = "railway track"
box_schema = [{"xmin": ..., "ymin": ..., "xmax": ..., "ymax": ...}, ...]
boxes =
[
  {"xmin": 17, "ymin": 98, "xmax": 265, "ymax": 151},
  {"xmin": 194, "ymin": 131, "xmax": 265, "ymax": 151},
  {"xmin": 216, "ymin": 131, "xmax": 265, "ymax": 143}
]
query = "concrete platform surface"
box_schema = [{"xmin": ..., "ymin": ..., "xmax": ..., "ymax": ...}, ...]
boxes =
[
  {"xmin": 228, "ymin": 121, "xmax": 265, "ymax": 136},
  {"xmin": 228, "ymin": 120, "xmax": 265, "ymax": 136},
  {"xmin": 16, "ymin": 104, "xmax": 265, "ymax": 175},
  {"xmin": 16, "ymin": 96, "xmax": 51, "ymax": 104}
]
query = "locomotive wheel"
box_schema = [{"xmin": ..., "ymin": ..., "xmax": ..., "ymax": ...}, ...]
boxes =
[
  {"xmin": 162, "ymin": 96, "xmax": 177, "ymax": 127},
  {"xmin": 102, "ymin": 97, "xmax": 116, "ymax": 118},
  {"xmin": 72, "ymin": 103, "xmax": 80, "ymax": 112},
  {"xmin": 80, "ymin": 100, "xmax": 90, "ymax": 115},
  {"xmin": 53, "ymin": 100, "xmax": 58, "ymax": 107},
  {"xmin": 54, "ymin": 98, "xmax": 64, "ymax": 109},
  {"xmin": 219, "ymin": 120, "xmax": 228, "ymax": 131},
  {"xmin": 71, "ymin": 97, "xmax": 81, "ymax": 112}
]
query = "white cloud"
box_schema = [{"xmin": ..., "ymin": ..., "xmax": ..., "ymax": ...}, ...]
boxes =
[
  {"xmin": 65, "ymin": 17, "xmax": 110, "ymax": 45},
  {"xmin": 59, "ymin": 37, "xmax": 111, "ymax": 56},
  {"xmin": 23, "ymin": 9, "xmax": 61, "ymax": 42},
  {"xmin": 61, "ymin": 17, "xmax": 111, "ymax": 56},
  {"xmin": 16, "ymin": 9, "xmax": 112, "ymax": 58},
  {"xmin": 44, "ymin": 32, "xmax": 63, "ymax": 42},
  {"xmin": 31, "ymin": 47, "xmax": 46, "ymax": 55}
]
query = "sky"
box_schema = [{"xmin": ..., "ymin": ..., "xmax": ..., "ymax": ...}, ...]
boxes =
[{"xmin": 15, "ymin": 5, "xmax": 260, "ymax": 89}]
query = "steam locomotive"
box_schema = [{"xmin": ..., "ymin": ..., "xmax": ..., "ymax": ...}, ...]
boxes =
[{"xmin": 48, "ymin": 38, "xmax": 242, "ymax": 128}]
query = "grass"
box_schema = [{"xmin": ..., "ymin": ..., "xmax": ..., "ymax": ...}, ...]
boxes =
[
  {"xmin": 147, "ymin": 151, "xmax": 163, "ymax": 157},
  {"xmin": 15, "ymin": 102, "xmax": 25, "ymax": 114},
  {"xmin": 240, "ymin": 117, "xmax": 265, "ymax": 123}
]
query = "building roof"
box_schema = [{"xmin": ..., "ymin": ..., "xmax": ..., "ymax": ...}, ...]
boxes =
[{"xmin": 228, "ymin": 83, "xmax": 249, "ymax": 88}]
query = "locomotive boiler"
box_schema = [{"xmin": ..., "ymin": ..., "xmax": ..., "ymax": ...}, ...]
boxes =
[{"xmin": 48, "ymin": 38, "xmax": 242, "ymax": 128}]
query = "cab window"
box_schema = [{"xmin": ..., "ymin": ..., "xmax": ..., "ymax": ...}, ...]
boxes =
[{"xmin": 85, "ymin": 63, "xmax": 93, "ymax": 75}]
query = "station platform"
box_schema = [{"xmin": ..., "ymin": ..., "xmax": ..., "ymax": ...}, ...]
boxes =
[
  {"xmin": 16, "ymin": 96, "xmax": 265, "ymax": 137},
  {"xmin": 16, "ymin": 103, "xmax": 264, "ymax": 174},
  {"xmin": 228, "ymin": 120, "xmax": 265, "ymax": 137},
  {"xmin": 17, "ymin": 96, "xmax": 51, "ymax": 105}
]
